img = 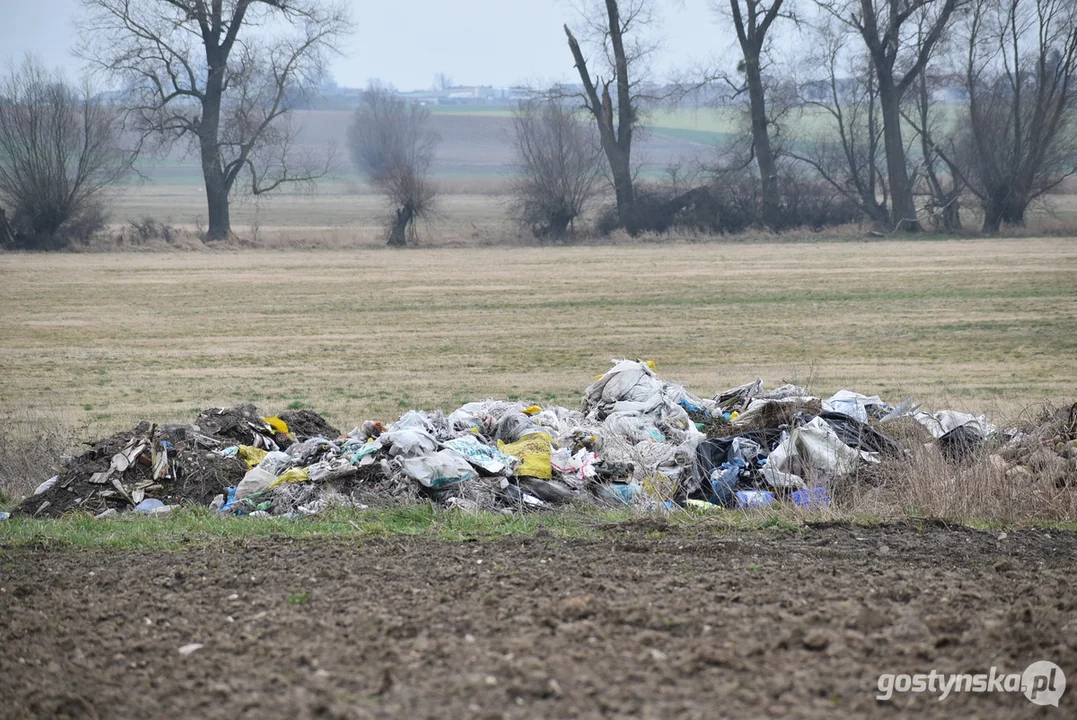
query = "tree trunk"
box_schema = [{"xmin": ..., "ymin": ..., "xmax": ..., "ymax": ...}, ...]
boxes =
[
  {"xmin": 878, "ymin": 78, "xmax": 920, "ymax": 232},
  {"xmin": 941, "ymin": 199, "xmax": 962, "ymax": 232},
  {"xmin": 743, "ymin": 52, "xmax": 780, "ymax": 228},
  {"xmin": 608, "ymin": 149, "xmax": 636, "ymax": 233},
  {"xmin": 981, "ymin": 202, "xmax": 1002, "ymax": 234},
  {"xmin": 199, "ymin": 48, "xmax": 231, "ymax": 242},
  {"xmin": 564, "ymin": 11, "xmax": 637, "ymax": 235},
  {"xmin": 204, "ymin": 169, "xmax": 231, "ymax": 241},
  {"xmin": 388, "ymin": 203, "xmax": 413, "ymax": 247},
  {"xmin": 864, "ymin": 201, "xmax": 892, "ymax": 227},
  {"xmin": 0, "ymin": 207, "xmax": 13, "ymax": 247},
  {"xmin": 538, "ymin": 208, "xmax": 573, "ymax": 238},
  {"xmin": 981, "ymin": 195, "xmax": 1027, "ymax": 233}
]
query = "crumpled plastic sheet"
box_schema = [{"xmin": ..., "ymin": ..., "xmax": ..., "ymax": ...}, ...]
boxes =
[
  {"xmin": 822, "ymin": 390, "xmax": 887, "ymax": 423},
  {"xmin": 762, "ymin": 417, "xmax": 879, "ymax": 489},
  {"xmin": 914, "ymin": 410, "xmax": 997, "ymax": 440}
]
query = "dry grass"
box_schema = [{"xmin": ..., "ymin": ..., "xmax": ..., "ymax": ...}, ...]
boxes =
[
  {"xmin": 100, "ymin": 182, "xmax": 1077, "ymax": 243},
  {"xmin": 102, "ymin": 185, "xmax": 517, "ymax": 240},
  {"xmin": 1, "ymin": 237, "xmax": 1074, "ymax": 442},
  {"xmin": 0, "ymin": 405, "xmax": 80, "ymax": 504},
  {"xmin": 835, "ymin": 442, "xmax": 1077, "ymax": 525}
]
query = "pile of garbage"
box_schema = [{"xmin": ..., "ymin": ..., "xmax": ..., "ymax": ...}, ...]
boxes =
[{"xmin": 10, "ymin": 361, "xmax": 1077, "ymax": 519}]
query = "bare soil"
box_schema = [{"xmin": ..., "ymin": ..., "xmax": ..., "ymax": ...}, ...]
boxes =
[{"xmin": 2, "ymin": 522, "xmax": 1076, "ymax": 718}]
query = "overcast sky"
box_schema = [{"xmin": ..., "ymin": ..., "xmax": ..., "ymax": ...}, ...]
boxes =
[{"xmin": 0, "ymin": 0, "xmax": 737, "ymax": 90}]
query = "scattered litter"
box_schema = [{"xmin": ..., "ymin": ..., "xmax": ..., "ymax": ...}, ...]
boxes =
[
  {"xmin": 134, "ymin": 499, "xmax": 172, "ymax": 515},
  {"xmin": 736, "ymin": 490, "xmax": 776, "ymax": 508},
  {"xmin": 822, "ymin": 390, "xmax": 887, "ymax": 423},
  {"xmin": 177, "ymin": 643, "xmax": 203, "ymax": 656},
  {"xmin": 7, "ymin": 361, "xmax": 1074, "ymax": 519},
  {"xmin": 497, "ymin": 433, "xmax": 553, "ymax": 480},
  {"xmin": 791, "ymin": 487, "xmax": 831, "ymax": 507},
  {"xmin": 34, "ymin": 476, "xmax": 59, "ymax": 496}
]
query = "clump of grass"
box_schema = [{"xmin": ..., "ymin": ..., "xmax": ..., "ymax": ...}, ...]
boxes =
[
  {"xmin": 837, "ymin": 404, "xmax": 1077, "ymax": 524},
  {"xmin": 0, "ymin": 406, "xmax": 80, "ymax": 508}
]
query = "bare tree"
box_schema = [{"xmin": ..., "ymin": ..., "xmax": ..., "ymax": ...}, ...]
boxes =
[
  {"xmin": 563, "ymin": 0, "xmax": 659, "ymax": 234},
  {"xmin": 509, "ymin": 99, "xmax": 604, "ymax": 238},
  {"xmin": 906, "ymin": 69, "xmax": 965, "ymax": 231},
  {"xmin": 348, "ymin": 88, "xmax": 440, "ymax": 247},
  {"xmin": 721, "ymin": 0, "xmax": 795, "ymax": 227},
  {"xmin": 0, "ymin": 57, "xmax": 133, "ymax": 249},
  {"xmin": 815, "ymin": 0, "xmax": 964, "ymax": 231},
  {"xmin": 789, "ymin": 22, "xmax": 891, "ymax": 225},
  {"xmin": 433, "ymin": 72, "xmax": 453, "ymax": 92},
  {"xmin": 78, "ymin": 0, "xmax": 350, "ymax": 241},
  {"xmin": 946, "ymin": 0, "xmax": 1077, "ymax": 232}
]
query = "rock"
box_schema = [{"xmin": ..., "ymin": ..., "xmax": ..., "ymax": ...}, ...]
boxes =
[
  {"xmin": 1028, "ymin": 448, "xmax": 1070, "ymax": 483},
  {"xmin": 1006, "ymin": 466, "xmax": 1034, "ymax": 481},
  {"xmin": 556, "ymin": 594, "xmax": 595, "ymax": 621},
  {"xmin": 855, "ymin": 605, "xmax": 891, "ymax": 633},
  {"xmin": 988, "ymin": 454, "xmax": 1008, "ymax": 473},
  {"xmin": 802, "ymin": 629, "xmax": 830, "ymax": 651}
]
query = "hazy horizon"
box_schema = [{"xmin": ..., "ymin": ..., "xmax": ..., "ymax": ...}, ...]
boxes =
[{"xmin": 0, "ymin": 0, "xmax": 739, "ymax": 91}]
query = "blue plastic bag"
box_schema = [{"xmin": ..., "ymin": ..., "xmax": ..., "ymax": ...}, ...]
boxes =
[
  {"xmin": 735, "ymin": 490, "xmax": 776, "ymax": 508},
  {"xmin": 791, "ymin": 487, "xmax": 830, "ymax": 507}
]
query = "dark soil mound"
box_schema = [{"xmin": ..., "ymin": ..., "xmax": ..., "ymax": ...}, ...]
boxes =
[
  {"xmin": 11, "ymin": 405, "xmax": 339, "ymax": 517},
  {"xmin": 279, "ymin": 409, "xmax": 341, "ymax": 440}
]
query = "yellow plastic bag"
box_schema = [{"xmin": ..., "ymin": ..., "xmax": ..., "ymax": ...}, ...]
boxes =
[
  {"xmin": 238, "ymin": 445, "xmax": 268, "ymax": 469},
  {"xmin": 267, "ymin": 466, "xmax": 310, "ymax": 488},
  {"xmin": 497, "ymin": 433, "xmax": 553, "ymax": 480},
  {"xmin": 263, "ymin": 416, "xmax": 291, "ymax": 437},
  {"xmin": 522, "ymin": 405, "xmax": 542, "ymax": 416}
]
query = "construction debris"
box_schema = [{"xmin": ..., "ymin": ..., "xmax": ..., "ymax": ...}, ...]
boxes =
[{"xmin": 9, "ymin": 361, "xmax": 1077, "ymax": 518}]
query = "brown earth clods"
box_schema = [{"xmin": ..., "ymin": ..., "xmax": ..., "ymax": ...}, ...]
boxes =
[
  {"xmin": 2, "ymin": 522, "xmax": 1076, "ymax": 719},
  {"xmin": 11, "ymin": 406, "xmax": 350, "ymax": 519}
]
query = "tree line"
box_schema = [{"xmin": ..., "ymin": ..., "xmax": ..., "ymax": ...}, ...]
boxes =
[{"xmin": 1, "ymin": 0, "xmax": 1075, "ymax": 249}]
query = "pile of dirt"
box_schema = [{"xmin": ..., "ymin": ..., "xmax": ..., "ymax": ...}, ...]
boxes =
[
  {"xmin": 278, "ymin": 409, "xmax": 341, "ymax": 441},
  {"xmin": 196, "ymin": 405, "xmax": 291, "ymax": 448},
  {"xmin": 995, "ymin": 401, "xmax": 1077, "ymax": 486},
  {"xmin": 11, "ymin": 405, "xmax": 348, "ymax": 518}
]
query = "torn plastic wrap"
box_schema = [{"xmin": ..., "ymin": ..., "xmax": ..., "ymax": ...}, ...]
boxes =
[
  {"xmin": 763, "ymin": 417, "xmax": 879, "ymax": 489},
  {"xmin": 401, "ymin": 449, "xmax": 474, "ymax": 489},
  {"xmin": 915, "ymin": 410, "xmax": 997, "ymax": 460},
  {"xmin": 444, "ymin": 435, "xmax": 516, "ymax": 475},
  {"xmin": 822, "ymin": 390, "xmax": 887, "ymax": 423}
]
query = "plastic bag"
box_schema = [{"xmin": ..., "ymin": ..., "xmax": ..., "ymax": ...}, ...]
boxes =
[
  {"xmin": 235, "ymin": 467, "xmax": 274, "ymax": 503},
  {"xmin": 444, "ymin": 435, "xmax": 515, "ymax": 474},
  {"xmin": 401, "ymin": 449, "xmax": 474, "ymax": 488},
  {"xmin": 822, "ymin": 390, "xmax": 886, "ymax": 423},
  {"xmin": 498, "ymin": 433, "xmax": 553, "ymax": 480},
  {"xmin": 267, "ymin": 466, "xmax": 310, "ymax": 489},
  {"xmin": 584, "ymin": 360, "xmax": 665, "ymax": 414},
  {"xmin": 238, "ymin": 445, "xmax": 268, "ymax": 468},
  {"xmin": 383, "ymin": 428, "xmax": 438, "ymax": 457}
]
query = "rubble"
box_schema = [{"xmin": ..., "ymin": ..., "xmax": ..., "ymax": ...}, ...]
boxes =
[{"xmin": 8, "ymin": 361, "xmax": 1077, "ymax": 519}]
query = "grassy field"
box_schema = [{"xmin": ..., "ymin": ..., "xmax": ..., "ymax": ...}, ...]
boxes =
[
  {"xmin": 110, "ymin": 106, "xmax": 1076, "ymax": 232},
  {"xmin": 1, "ymin": 238, "xmax": 1074, "ymax": 447}
]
